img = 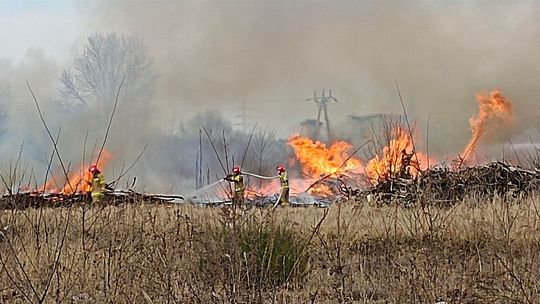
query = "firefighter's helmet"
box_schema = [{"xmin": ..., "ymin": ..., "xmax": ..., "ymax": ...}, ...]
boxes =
[
  {"xmin": 89, "ymin": 165, "xmax": 99, "ymax": 174},
  {"xmin": 232, "ymin": 166, "xmax": 241, "ymax": 174},
  {"xmin": 276, "ymin": 165, "xmax": 285, "ymax": 173}
]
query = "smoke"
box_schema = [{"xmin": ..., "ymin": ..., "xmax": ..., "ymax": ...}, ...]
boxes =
[
  {"xmin": 0, "ymin": 49, "xmax": 62, "ymax": 167},
  {"xmin": 83, "ymin": 0, "xmax": 540, "ymax": 152}
]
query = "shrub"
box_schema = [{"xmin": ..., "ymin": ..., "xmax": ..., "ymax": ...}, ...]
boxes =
[{"xmin": 197, "ymin": 210, "xmax": 308, "ymax": 292}]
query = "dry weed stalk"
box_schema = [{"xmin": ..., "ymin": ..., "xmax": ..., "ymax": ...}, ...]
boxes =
[{"xmin": 2, "ymin": 195, "xmax": 540, "ymax": 302}]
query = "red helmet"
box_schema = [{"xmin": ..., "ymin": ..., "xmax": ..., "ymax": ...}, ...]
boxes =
[
  {"xmin": 276, "ymin": 165, "xmax": 285, "ymax": 173},
  {"xmin": 232, "ymin": 166, "xmax": 241, "ymax": 174},
  {"xmin": 89, "ymin": 165, "xmax": 99, "ymax": 173}
]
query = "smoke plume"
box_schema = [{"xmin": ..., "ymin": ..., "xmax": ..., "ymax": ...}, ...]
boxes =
[{"xmin": 83, "ymin": 1, "xmax": 540, "ymax": 149}]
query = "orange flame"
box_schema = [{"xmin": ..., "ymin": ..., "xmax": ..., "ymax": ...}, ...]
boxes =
[
  {"xmin": 365, "ymin": 127, "xmax": 431, "ymax": 184},
  {"xmin": 287, "ymin": 134, "xmax": 363, "ymax": 196},
  {"xmin": 287, "ymin": 134, "xmax": 363, "ymax": 177},
  {"xmin": 42, "ymin": 150, "xmax": 112, "ymax": 194},
  {"xmin": 461, "ymin": 90, "xmax": 513, "ymax": 163},
  {"xmin": 308, "ymin": 183, "xmax": 335, "ymax": 197}
]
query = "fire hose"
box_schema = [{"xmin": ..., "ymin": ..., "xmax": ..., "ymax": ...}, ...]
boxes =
[
  {"xmin": 242, "ymin": 172, "xmax": 279, "ymax": 180},
  {"xmin": 271, "ymin": 191, "xmax": 283, "ymax": 210},
  {"xmin": 242, "ymin": 172, "xmax": 285, "ymax": 209},
  {"xmin": 185, "ymin": 173, "xmax": 284, "ymax": 206}
]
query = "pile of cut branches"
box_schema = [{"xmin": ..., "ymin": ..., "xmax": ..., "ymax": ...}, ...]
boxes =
[
  {"xmin": 0, "ymin": 190, "xmax": 178, "ymax": 210},
  {"xmin": 365, "ymin": 162, "xmax": 540, "ymax": 206}
]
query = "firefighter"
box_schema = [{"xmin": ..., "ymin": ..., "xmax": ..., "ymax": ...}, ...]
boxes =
[
  {"xmin": 226, "ymin": 166, "xmax": 245, "ymax": 205},
  {"xmin": 399, "ymin": 149, "xmax": 414, "ymax": 178},
  {"xmin": 88, "ymin": 165, "xmax": 106, "ymax": 203},
  {"xmin": 276, "ymin": 165, "xmax": 290, "ymax": 206}
]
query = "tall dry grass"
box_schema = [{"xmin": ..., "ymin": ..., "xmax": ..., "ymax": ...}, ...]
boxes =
[{"xmin": 1, "ymin": 196, "xmax": 540, "ymax": 303}]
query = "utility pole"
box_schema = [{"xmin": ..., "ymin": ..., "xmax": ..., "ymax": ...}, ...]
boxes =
[
  {"xmin": 234, "ymin": 99, "xmax": 252, "ymax": 133},
  {"xmin": 306, "ymin": 89, "xmax": 338, "ymax": 142}
]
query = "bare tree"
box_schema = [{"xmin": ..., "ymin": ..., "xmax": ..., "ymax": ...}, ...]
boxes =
[
  {"xmin": 253, "ymin": 126, "xmax": 277, "ymax": 186},
  {"xmin": 60, "ymin": 32, "xmax": 156, "ymax": 110},
  {"xmin": 181, "ymin": 110, "xmax": 234, "ymax": 140},
  {"xmin": 175, "ymin": 111, "xmax": 288, "ymax": 193}
]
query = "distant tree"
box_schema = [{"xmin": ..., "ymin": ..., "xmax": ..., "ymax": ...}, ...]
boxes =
[
  {"xmin": 181, "ymin": 110, "xmax": 234, "ymax": 140},
  {"xmin": 177, "ymin": 111, "xmax": 288, "ymax": 184},
  {"xmin": 60, "ymin": 32, "xmax": 157, "ymax": 109},
  {"xmin": 0, "ymin": 83, "xmax": 9, "ymax": 137}
]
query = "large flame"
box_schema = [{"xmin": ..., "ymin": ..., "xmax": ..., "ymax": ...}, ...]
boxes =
[
  {"xmin": 267, "ymin": 90, "xmax": 514, "ymax": 194},
  {"xmin": 42, "ymin": 150, "xmax": 112, "ymax": 194},
  {"xmin": 365, "ymin": 127, "xmax": 431, "ymax": 184},
  {"xmin": 287, "ymin": 134, "xmax": 363, "ymax": 196},
  {"xmin": 288, "ymin": 134, "xmax": 363, "ymax": 177},
  {"xmin": 461, "ymin": 89, "xmax": 513, "ymax": 163}
]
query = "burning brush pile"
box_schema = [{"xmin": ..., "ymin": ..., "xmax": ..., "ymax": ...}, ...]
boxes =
[
  {"xmin": 288, "ymin": 89, "xmax": 540, "ymax": 206},
  {"xmin": 0, "ymin": 150, "xmax": 177, "ymax": 210},
  {"xmin": 2, "ymin": 89, "xmax": 538, "ymax": 209},
  {"xmin": 362, "ymin": 89, "xmax": 538, "ymax": 206}
]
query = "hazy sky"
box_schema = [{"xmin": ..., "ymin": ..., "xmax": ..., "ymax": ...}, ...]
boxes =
[
  {"xmin": 2, "ymin": 0, "xmax": 540, "ymax": 153},
  {"xmin": 0, "ymin": 0, "xmax": 82, "ymax": 63}
]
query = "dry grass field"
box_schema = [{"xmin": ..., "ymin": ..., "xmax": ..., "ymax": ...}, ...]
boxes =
[{"xmin": 1, "ymin": 196, "xmax": 540, "ymax": 303}]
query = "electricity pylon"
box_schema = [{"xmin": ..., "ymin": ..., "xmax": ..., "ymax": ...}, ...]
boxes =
[{"xmin": 306, "ymin": 89, "xmax": 337, "ymax": 142}]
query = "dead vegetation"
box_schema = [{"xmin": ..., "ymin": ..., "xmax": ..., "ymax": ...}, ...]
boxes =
[
  {"xmin": 1, "ymin": 196, "xmax": 540, "ymax": 303},
  {"xmin": 367, "ymin": 161, "xmax": 540, "ymax": 207}
]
